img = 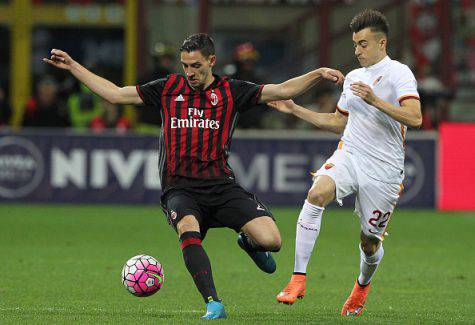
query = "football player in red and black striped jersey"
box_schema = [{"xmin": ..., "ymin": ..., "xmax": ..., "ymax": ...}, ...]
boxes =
[{"xmin": 44, "ymin": 33, "xmax": 343, "ymax": 320}]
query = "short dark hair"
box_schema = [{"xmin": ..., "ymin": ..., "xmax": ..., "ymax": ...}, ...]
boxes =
[
  {"xmin": 349, "ymin": 9, "xmax": 389, "ymax": 36},
  {"xmin": 180, "ymin": 33, "xmax": 215, "ymax": 57}
]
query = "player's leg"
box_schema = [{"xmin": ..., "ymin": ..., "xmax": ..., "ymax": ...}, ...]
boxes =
[
  {"xmin": 211, "ymin": 184, "xmax": 279, "ymax": 273},
  {"xmin": 162, "ymin": 191, "xmax": 226, "ymax": 320},
  {"xmin": 295, "ymin": 175, "xmax": 335, "ymax": 274},
  {"xmin": 240, "ymin": 215, "xmax": 281, "ymax": 252},
  {"xmin": 278, "ymin": 149, "xmax": 357, "ymax": 305},
  {"xmin": 341, "ymin": 232, "xmax": 383, "ymax": 317},
  {"xmin": 358, "ymin": 231, "xmax": 384, "ymax": 286},
  {"xmin": 238, "ymin": 215, "xmax": 281, "ymax": 273},
  {"xmin": 341, "ymin": 180, "xmax": 400, "ymax": 317},
  {"xmin": 276, "ymin": 175, "xmax": 335, "ymax": 304},
  {"xmin": 176, "ymin": 216, "xmax": 220, "ymax": 304},
  {"xmin": 176, "ymin": 216, "xmax": 226, "ymax": 320}
]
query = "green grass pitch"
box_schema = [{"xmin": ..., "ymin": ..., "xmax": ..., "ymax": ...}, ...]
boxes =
[{"xmin": 0, "ymin": 205, "xmax": 474, "ymax": 324}]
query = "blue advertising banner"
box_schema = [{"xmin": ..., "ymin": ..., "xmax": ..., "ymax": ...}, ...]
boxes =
[
  {"xmin": 229, "ymin": 133, "xmax": 436, "ymax": 207},
  {"xmin": 0, "ymin": 131, "xmax": 436, "ymax": 207}
]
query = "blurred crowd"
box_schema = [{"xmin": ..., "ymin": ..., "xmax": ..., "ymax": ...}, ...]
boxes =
[
  {"xmin": 0, "ymin": 74, "xmax": 131, "ymax": 133},
  {"xmin": 0, "ymin": 40, "xmax": 455, "ymax": 133}
]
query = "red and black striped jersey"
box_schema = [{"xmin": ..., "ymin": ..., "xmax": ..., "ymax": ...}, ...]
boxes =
[{"xmin": 136, "ymin": 74, "xmax": 263, "ymax": 193}]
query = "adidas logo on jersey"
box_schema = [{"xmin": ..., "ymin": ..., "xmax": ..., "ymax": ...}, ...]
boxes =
[
  {"xmin": 256, "ymin": 203, "xmax": 265, "ymax": 211},
  {"xmin": 175, "ymin": 94, "xmax": 184, "ymax": 102}
]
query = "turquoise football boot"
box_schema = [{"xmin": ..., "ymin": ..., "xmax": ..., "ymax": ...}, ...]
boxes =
[
  {"xmin": 237, "ymin": 232, "xmax": 276, "ymax": 274},
  {"xmin": 201, "ymin": 301, "xmax": 227, "ymax": 320}
]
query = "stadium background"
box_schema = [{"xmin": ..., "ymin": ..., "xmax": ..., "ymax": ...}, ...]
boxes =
[{"xmin": 0, "ymin": 0, "xmax": 474, "ymax": 323}]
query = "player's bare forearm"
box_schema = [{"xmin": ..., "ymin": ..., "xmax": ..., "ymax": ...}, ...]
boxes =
[
  {"xmin": 372, "ymin": 98, "xmax": 422, "ymax": 128},
  {"xmin": 273, "ymin": 70, "xmax": 323, "ymax": 100},
  {"xmin": 69, "ymin": 62, "xmax": 142, "ymax": 105},
  {"xmin": 292, "ymin": 104, "xmax": 347, "ymax": 134},
  {"xmin": 44, "ymin": 49, "xmax": 142, "ymax": 105},
  {"xmin": 259, "ymin": 68, "xmax": 344, "ymax": 103}
]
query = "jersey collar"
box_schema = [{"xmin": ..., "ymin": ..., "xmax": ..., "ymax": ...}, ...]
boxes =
[
  {"xmin": 198, "ymin": 74, "xmax": 222, "ymax": 92},
  {"xmin": 365, "ymin": 55, "xmax": 391, "ymax": 71},
  {"xmin": 205, "ymin": 74, "xmax": 222, "ymax": 91},
  {"xmin": 184, "ymin": 74, "xmax": 222, "ymax": 92}
]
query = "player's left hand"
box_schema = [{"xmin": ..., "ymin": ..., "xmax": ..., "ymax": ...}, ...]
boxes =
[{"xmin": 350, "ymin": 81, "xmax": 378, "ymax": 106}]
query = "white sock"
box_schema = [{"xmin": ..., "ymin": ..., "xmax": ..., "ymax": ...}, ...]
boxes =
[
  {"xmin": 358, "ymin": 244, "xmax": 384, "ymax": 286},
  {"xmin": 293, "ymin": 200, "xmax": 324, "ymax": 274}
]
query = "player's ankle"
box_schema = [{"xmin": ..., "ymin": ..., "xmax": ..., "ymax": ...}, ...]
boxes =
[{"xmin": 291, "ymin": 273, "xmax": 307, "ymax": 281}]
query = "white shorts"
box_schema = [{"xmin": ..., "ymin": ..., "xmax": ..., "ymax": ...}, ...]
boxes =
[{"xmin": 314, "ymin": 147, "xmax": 402, "ymax": 241}]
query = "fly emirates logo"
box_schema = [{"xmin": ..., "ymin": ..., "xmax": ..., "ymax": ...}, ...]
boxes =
[{"xmin": 170, "ymin": 107, "xmax": 220, "ymax": 130}]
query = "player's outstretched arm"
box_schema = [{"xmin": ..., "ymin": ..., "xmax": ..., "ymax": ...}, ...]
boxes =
[
  {"xmin": 268, "ymin": 100, "xmax": 347, "ymax": 134},
  {"xmin": 43, "ymin": 49, "xmax": 143, "ymax": 105},
  {"xmin": 259, "ymin": 68, "xmax": 344, "ymax": 103}
]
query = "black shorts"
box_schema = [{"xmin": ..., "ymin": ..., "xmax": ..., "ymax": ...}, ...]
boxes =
[{"xmin": 161, "ymin": 183, "xmax": 274, "ymax": 238}]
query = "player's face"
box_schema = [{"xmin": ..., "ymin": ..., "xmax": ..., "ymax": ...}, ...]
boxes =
[
  {"xmin": 181, "ymin": 50, "xmax": 216, "ymax": 90},
  {"xmin": 352, "ymin": 28, "xmax": 387, "ymax": 67}
]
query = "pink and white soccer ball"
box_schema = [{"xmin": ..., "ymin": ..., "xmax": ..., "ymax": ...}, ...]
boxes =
[{"xmin": 121, "ymin": 254, "xmax": 164, "ymax": 297}]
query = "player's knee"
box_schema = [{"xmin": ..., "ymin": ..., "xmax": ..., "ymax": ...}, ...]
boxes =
[
  {"xmin": 270, "ymin": 235, "xmax": 282, "ymax": 252},
  {"xmin": 176, "ymin": 222, "xmax": 194, "ymax": 236},
  {"xmin": 176, "ymin": 216, "xmax": 199, "ymax": 235},
  {"xmin": 360, "ymin": 235, "xmax": 380, "ymax": 255},
  {"xmin": 307, "ymin": 187, "xmax": 331, "ymax": 207},
  {"xmin": 266, "ymin": 239, "xmax": 282, "ymax": 252},
  {"xmin": 259, "ymin": 234, "xmax": 281, "ymax": 252}
]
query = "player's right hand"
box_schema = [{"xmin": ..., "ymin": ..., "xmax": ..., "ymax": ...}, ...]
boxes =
[
  {"xmin": 318, "ymin": 68, "xmax": 345, "ymax": 85},
  {"xmin": 268, "ymin": 100, "xmax": 295, "ymax": 114},
  {"xmin": 43, "ymin": 49, "xmax": 74, "ymax": 70}
]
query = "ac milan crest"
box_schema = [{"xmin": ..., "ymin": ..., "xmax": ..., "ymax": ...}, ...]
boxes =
[{"xmin": 210, "ymin": 92, "xmax": 219, "ymax": 106}]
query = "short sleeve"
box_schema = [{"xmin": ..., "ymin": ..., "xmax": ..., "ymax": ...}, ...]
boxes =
[
  {"xmin": 228, "ymin": 79, "xmax": 264, "ymax": 113},
  {"xmin": 393, "ymin": 65, "xmax": 420, "ymax": 105},
  {"xmin": 136, "ymin": 78, "xmax": 167, "ymax": 107},
  {"xmin": 336, "ymin": 77, "xmax": 349, "ymax": 116}
]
